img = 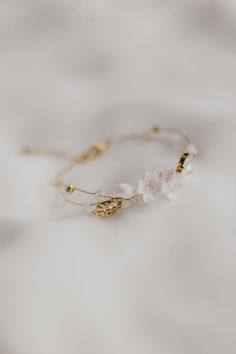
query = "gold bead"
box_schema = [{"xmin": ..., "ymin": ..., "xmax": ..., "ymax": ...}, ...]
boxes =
[
  {"xmin": 66, "ymin": 184, "xmax": 76, "ymax": 193},
  {"xmin": 152, "ymin": 125, "xmax": 160, "ymax": 133}
]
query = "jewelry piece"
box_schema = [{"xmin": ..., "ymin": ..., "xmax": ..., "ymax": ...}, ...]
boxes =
[{"xmin": 22, "ymin": 125, "xmax": 198, "ymax": 218}]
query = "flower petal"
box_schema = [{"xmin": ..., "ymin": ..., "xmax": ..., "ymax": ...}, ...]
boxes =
[
  {"xmin": 137, "ymin": 179, "xmax": 145, "ymax": 194},
  {"xmin": 164, "ymin": 190, "xmax": 178, "ymax": 201},
  {"xmin": 144, "ymin": 171, "xmax": 159, "ymax": 184},
  {"xmin": 170, "ymin": 178, "xmax": 183, "ymax": 189},
  {"xmin": 142, "ymin": 190, "xmax": 157, "ymax": 203},
  {"xmin": 158, "ymin": 180, "xmax": 167, "ymax": 195},
  {"xmin": 117, "ymin": 183, "xmax": 134, "ymax": 198}
]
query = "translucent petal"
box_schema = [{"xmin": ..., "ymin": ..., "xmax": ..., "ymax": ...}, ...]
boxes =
[
  {"xmin": 142, "ymin": 191, "xmax": 157, "ymax": 203},
  {"xmin": 116, "ymin": 183, "xmax": 134, "ymax": 198}
]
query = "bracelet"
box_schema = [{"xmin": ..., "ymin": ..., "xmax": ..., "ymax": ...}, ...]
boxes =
[{"xmin": 22, "ymin": 125, "xmax": 198, "ymax": 219}]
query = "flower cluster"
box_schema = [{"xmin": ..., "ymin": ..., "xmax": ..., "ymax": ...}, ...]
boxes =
[{"xmin": 116, "ymin": 167, "xmax": 191, "ymax": 204}]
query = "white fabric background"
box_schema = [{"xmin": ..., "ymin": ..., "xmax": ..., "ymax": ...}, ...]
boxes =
[{"xmin": 0, "ymin": 1, "xmax": 236, "ymax": 353}]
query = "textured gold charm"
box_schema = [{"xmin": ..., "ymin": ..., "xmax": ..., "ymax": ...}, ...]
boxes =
[{"xmin": 92, "ymin": 198, "xmax": 123, "ymax": 218}]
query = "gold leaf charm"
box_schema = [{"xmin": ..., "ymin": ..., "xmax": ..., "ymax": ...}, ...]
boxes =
[{"xmin": 92, "ymin": 198, "xmax": 123, "ymax": 218}]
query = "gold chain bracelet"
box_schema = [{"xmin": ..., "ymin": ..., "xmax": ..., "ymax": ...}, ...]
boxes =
[{"xmin": 22, "ymin": 125, "xmax": 198, "ymax": 218}]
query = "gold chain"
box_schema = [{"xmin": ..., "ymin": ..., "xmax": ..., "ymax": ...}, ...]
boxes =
[{"xmin": 21, "ymin": 125, "xmax": 196, "ymax": 218}]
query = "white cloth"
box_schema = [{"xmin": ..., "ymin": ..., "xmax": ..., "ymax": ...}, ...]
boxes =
[{"xmin": 0, "ymin": 1, "xmax": 236, "ymax": 353}]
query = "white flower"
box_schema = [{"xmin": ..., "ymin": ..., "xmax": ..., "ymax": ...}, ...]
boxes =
[
  {"xmin": 160, "ymin": 170, "xmax": 183, "ymax": 201},
  {"xmin": 117, "ymin": 168, "xmax": 185, "ymax": 205},
  {"xmin": 116, "ymin": 183, "xmax": 134, "ymax": 199},
  {"xmin": 137, "ymin": 171, "xmax": 165, "ymax": 203}
]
